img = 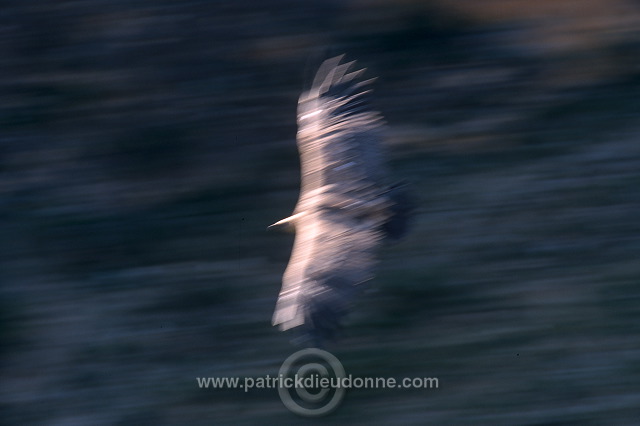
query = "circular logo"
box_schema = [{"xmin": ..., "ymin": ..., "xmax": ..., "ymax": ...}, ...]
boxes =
[{"xmin": 278, "ymin": 348, "xmax": 346, "ymax": 417}]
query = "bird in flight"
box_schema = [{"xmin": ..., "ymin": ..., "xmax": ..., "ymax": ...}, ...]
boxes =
[{"xmin": 270, "ymin": 55, "xmax": 412, "ymax": 346}]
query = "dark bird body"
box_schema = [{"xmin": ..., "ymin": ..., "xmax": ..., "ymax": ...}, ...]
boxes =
[{"xmin": 271, "ymin": 56, "xmax": 412, "ymax": 345}]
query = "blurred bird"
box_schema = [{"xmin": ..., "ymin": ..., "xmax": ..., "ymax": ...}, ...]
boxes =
[{"xmin": 270, "ymin": 55, "xmax": 412, "ymax": 346}]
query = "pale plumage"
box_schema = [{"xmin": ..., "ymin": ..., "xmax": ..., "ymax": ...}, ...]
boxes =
[{"xmin": 271, "ymin": 55, "xmax": 411, "ymax": 345}]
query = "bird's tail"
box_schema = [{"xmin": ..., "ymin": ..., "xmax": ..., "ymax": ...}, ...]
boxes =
[{"xmin": 382, "ymin": 182, "xmax": 415, "ymax": 241}]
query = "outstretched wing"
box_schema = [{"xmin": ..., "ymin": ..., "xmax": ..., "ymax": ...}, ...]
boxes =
[
  {"xmin": 272, "ymin": 56, "xmax": 393, "ymax": 343},
  {"xmin": 296, "ymin": 55, "xmax": 387, "ymax": 197}
]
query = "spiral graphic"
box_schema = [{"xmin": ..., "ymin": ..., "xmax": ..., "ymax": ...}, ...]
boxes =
[{"xmin": 278, "ymin": 348, "xmax": 346, "ymax": 417}]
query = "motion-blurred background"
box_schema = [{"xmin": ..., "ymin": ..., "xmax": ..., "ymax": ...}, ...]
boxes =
[{"xmin": 2, "ymin": 1, "xmax": 639, "ymax": 424}]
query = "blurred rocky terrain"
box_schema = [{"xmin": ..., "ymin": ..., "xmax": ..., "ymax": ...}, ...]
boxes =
[{"xmin": 1, "ymin": 0, "xmax": 639, "ymax": 424}]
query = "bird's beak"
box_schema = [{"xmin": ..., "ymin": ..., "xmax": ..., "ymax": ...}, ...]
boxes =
[{"xmin": 267, "ymin": 212, "xmax": 304, "ymax": 230}]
